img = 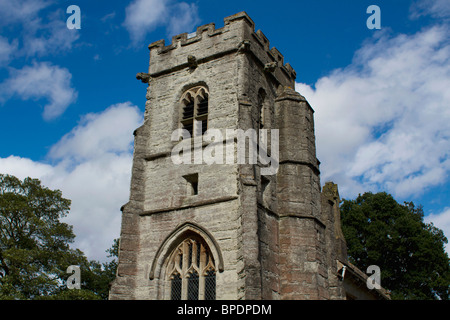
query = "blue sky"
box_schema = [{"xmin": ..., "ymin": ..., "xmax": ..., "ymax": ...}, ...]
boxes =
[{"xmin": 0, "ymin": 0, "xmax": 449, "ymax": 261}]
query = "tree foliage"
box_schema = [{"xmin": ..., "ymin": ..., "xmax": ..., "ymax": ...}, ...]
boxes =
[
  {"xmin": 341, "ymin": 192, "xmax": 450, "ymax": 300},
  {"xmin": 0, "ymin": 174, "xmax": 118, "ymax": 300}
]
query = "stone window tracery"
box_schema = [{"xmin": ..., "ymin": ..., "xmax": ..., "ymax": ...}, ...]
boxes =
[
  {"xmin": 180, "ymin": 86, "xmax": 209, "ymax": 137},
  {"xmin": 166, "ymin": 237, "xmax": 216, "ymax": 300}
]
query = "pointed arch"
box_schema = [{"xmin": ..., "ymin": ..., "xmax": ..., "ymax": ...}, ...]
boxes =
[
  {"xmin": 149, "ymin": 222, "xmax": 224, "ymax": 281},
  {"xmin": 257, "ymin": 88, "xmax": 267, "ymax": 129},
  {"xmin": 179, "ymin": 85, "xmax": 209, "ymax": 137}
]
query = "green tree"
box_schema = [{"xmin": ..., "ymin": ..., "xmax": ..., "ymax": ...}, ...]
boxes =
[
  {"xmin": 341, "ymin": 192, "xmax": 450, "ymax": 300},
  {"xmin": 35, "ymin": 240, "xmax": 118, "ymax": 300},
  {"xmin": 77, "ymin": 238, "xmax": 119, "ymax": 300},
  {"xmin": 0, "ymin": 174, "xmax": 75, "ymax": 299},
  {"xmin": 0, "ymin": 174, "xmax": 118, "ymax": 300},
  {"xmin": 102, "ymin": 238, "xmax": 119, "ymax": 289}
]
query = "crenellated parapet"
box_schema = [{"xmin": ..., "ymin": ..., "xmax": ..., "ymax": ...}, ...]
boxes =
[{"xmin": 147, "ymin": 11, "xmax": 296, "ymax": 87}]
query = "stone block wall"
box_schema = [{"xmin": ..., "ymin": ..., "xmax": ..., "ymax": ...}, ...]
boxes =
[{"xmin": 110, "ymin": 11, "xmax": 360, "ymax": 300}]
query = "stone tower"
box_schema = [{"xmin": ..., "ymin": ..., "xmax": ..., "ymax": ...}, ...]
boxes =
[{"xmin": 109, "ymin": 12, "xmax": 387, "ymax": 300}]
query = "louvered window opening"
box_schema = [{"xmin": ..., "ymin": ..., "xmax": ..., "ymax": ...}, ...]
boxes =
[
  {"xmin": 167, "ymin": 238, "xmax": 216, "ymax": 300},
  {"xmin": 180, "ymin": 86, "xmax": 209, "ymax": 137}
]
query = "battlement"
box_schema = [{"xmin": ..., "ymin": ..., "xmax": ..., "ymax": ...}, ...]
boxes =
[
  {"xmin": 147, "ymin": 12, "xmax": 296, "ymax": 85},
  {"xmin": 148, "ymin": 12, "xmax": 254, "ymax": 52}
]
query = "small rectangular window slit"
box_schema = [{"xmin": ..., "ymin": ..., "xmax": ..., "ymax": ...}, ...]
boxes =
[{"xmin": 183, "ymin": 173, "xmax": 198, "ymax": 196}]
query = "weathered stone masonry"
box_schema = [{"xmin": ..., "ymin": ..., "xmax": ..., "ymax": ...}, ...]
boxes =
[{"xmin": 109, "ymin": 11, "xmax": 390, "ymax": 300}]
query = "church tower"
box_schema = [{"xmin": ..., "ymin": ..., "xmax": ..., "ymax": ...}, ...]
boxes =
[{"xmin": 109, "ymin": 12, "xmax": 382, "ymax": 300}]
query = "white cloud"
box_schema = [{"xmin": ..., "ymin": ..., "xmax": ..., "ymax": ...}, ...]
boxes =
[
  {"xmin": 101, "ymin": 12, "xmax": 116, "ymax": 23},
  {"xmin": 123, "ymin": 0, "xmax": 200, "ymax": 43},
  {"xmin": 0, "ymin": 2, "xmax": 80, "ymax": 119},
  {"xmin": 23, "ymin": 15, "xmax": 80, "ymax": 57},
  {"xmin": 296, "ymin": 25, "xmax": 450, "ymax": 199},
  {"xmin": 410, "ymin": 0, "xmax": 450, "ymax": 19},
  {"xmin": 0, "ymin": 102, "xmax": 143, "ymax": 261},
  {"xmin": 0, "ymin": 1, "xmax": 79, "ymax": 57},
  {"xmin": 49, "ymin": 103, "xmax": 141, "ymax": 161},
  {"xmin": 0, "ymin": 36, "xmax": 18, "ymax": 67},
  {"xmin": 166, "ymin": 2, "xmax": 200, "ymax": 37},
  {"xmin": 50, "ymin": 153, "xmax": 135, "ymax": 262},
  {"xmin": 0, "ymin": 0, "xmax": 50, "ymax": 25},
  {"xmin": 0, "ymin": 156, "xmax": 55, "ymax": 181},
  {"xmin": 0, "ymin": 62, "xmax": 77, "ymax": 120},
  {"xmin": 124, "ymin": 0, "xmax": 168, "ymax": 42}
]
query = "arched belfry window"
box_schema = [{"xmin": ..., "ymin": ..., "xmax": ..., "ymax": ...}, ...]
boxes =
[
  {"xmin": 257, "ymin": 88, "xmax": 266, "ymax": 130},
  {"xmin": 166, "ymin": 237, "xmax": 216, "ymax": 300},
  {"xmin": 180, "ymin": 86, "xmax": 209, "ymax": 137}
]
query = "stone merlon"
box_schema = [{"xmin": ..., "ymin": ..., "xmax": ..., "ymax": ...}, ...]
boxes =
[{"xmin": 147, "ymin": 11, "xmax": 296, "ymax": 86}]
